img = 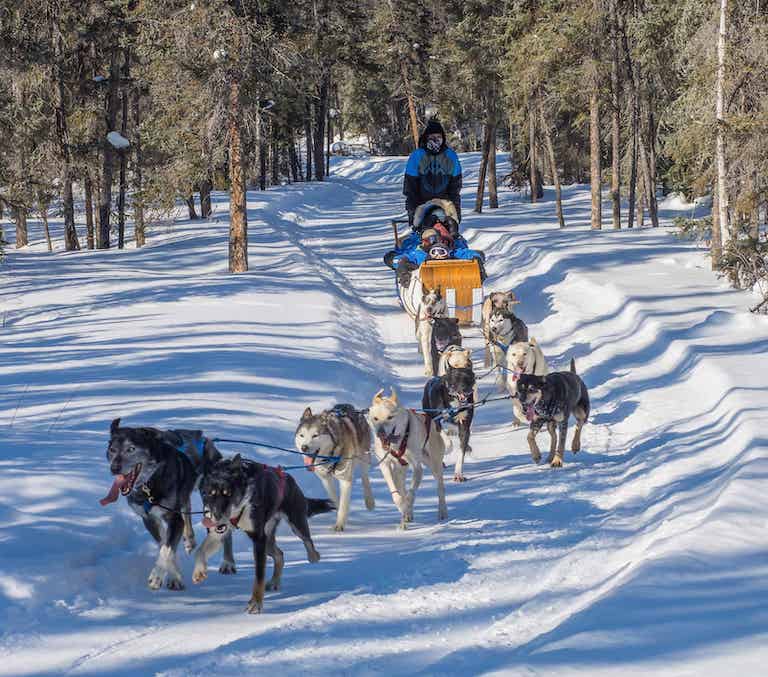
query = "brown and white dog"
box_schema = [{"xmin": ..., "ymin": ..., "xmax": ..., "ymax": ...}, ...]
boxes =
[
  {"xmin": 368, "ymin": 389, "xmax": 447, "ymax": 528},
  {"xmin": 416, "ymin": 287, "xmax": 448, "ymax": 376},
  {"xmin": 505, "ymin": 338, "xmax": 549, "ymax": 426}
]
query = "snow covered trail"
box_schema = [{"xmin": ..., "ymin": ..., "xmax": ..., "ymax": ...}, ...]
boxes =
[{"xmin": 1, "ymin": 155, "xmax": 767, "ymax": 676}]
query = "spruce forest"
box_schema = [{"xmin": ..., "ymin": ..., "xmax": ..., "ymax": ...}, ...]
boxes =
[{"xmin": 1, "ymin": 0, "xmax": 766, "ymax": 296}]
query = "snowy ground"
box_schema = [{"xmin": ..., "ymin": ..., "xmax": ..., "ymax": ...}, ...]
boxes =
[{"xmin": 1, "ymin": 154, "xmax": 767, "ymax": 676}]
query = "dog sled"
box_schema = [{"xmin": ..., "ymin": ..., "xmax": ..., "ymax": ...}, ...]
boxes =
[{"xmin": 389, "ymin": 201, "xmax": 484, "ymax": 326}]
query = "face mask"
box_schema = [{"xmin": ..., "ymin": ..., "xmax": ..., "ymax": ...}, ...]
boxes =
[{"xmin": 426, "ymin": 138, "xmax": 442, "ymax": 153}]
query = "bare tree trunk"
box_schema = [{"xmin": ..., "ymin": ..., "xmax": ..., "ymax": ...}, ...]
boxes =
[
  {"xmin": 117, "ymin": 50, "xmax": 129, "ymax": 249},
  {"xmin": 14, "ymin": 207, "xmax": 28, "ymax": 248},
  {"xmin": 289, "ymin": 139, "xmax": 301, "ymax": 182},
  {"xmin": 131, "ymin": 88, "xmax": 146, "ymax": 246},
  {"xmin": 40, "ymin": 204, "xmax": 53, "ymax": 252},
  {"xmin": 52, "ymin": 23, "xmax": 79, "ymax": 251},
  {"xmin": 99, "ymin": 50, "xmax": 120, "ymax": 249},
  {"xmin": 529, "ymin": 96, "xmax": 539, "ymax": 204},
  {"xmin": 326, "ymin": 107, "xmax": 331, "ymax": 177},
  {"xmin": 715, "ymin": 0, "xmax": 730, "ymax": 257},
  {"xmin": 228, "ymin": 80, "xmax": 248, "ymax": 273},
  {"xmin": 85, "ymin": 174, "xmax": 95, "ymax": 249},
  {"xmin": 609, "ymin": 0, "xmax": 621, "ymax": 229},
  {"xmin": 711, "ymin": 188, "xmax": 722, "ymax": 268},
  {"xmin": 488, "ymin": 125, "xmax": 498, "ymax": 209},
  {"xmin": 186, "ymin": 195, "xmax": 198, "ymax": 219},
  {"xmin": 401, "ymin": 61, "xmax": 420, "ymax": 148},
  {"xmin": 259, "ymin": 116, "xmax": 267, "ymax": 190},
  {"xmin": 475, "ymin": 121, "xmax": 492, "ymax": 213},
  {"xmin": 313, "ymin": 73, "xmax": 329, "ymax": 181},
  {"xmin": 589, "ymin": 82, "xmax": 602, "ymax": 229},
  {"xmin": 647, "ymin": 110, "xmax": 659, "ymax": 228},
  {"xmin": 539, "ymin": 97, "xmax": 566, "ymax": 228},
  {"xmin": 304, "ymin": 104, "xmax": 313, "ymax": 181}
]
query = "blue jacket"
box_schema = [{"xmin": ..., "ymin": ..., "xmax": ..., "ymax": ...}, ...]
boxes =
[{"xmin": 403, "ymin": 147, "xmax": 462, "ymax": 219}]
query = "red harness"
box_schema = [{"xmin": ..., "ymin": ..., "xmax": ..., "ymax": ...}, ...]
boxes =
[
  {"xmin": 379, "ymin": 412, "xmax": 431, "ymax": 466},
  {"xmin": 229, "ymin": 464, "xmax": 286, "ymax": 528}
]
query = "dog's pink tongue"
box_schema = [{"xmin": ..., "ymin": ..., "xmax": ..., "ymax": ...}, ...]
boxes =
[
  {"xmin": 99, "ymin": 474, "xmax": 126, "ymax": 506},
  {"xmin": 202, "ymin": 517, "xmax": 218, "ymax": 529},
  {"xmin": 303, "ymin": 453, "xmax": 315, "ymax": 472}
]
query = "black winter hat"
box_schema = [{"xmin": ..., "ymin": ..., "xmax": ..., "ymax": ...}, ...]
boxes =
[{"xmin": 419, "ymin": 118, "xmax": 446, "ymax": 150}]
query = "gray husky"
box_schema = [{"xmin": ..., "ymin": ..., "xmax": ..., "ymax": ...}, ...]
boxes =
[
  {"xmin": 100, "ymin": 418, "xmax": 236, "ymax": 590},
  {"xmin": 294, "ymin": 404, "xmax": 374, "ymax": 531},
  {"xmin": 193, "ymin": 455, "xmax": 334, "ymax": 613}
]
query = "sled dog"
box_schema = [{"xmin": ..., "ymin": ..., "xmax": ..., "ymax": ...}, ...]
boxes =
[
  {"xmin": 100, "ymin": 418, "xmax": 235, "ymax": 590},
  {"xmin": 368, "ymin": 389, "xmax": 447, "ymax": 528},
  {"xmin": 294, "ymin": 404, "xmax": 375, "ymax": 531},
  {"xmin": 487, "ymin": 309, "xmax": 529, "ymax": 390},
  {"xmin": 423, "ymin": 366, "xmax": 476, "ymax": 482},
  {"xmin": 416, "ymin": 287, "xmax": 448, "ymax": 376},
  {"xmin": 505, "ymin": 338, "xmax": 549, "ymax": 425},
  {"xmin": 431, "ymin": 316, "xmax": 462, "ymax": 377},
  {"xmin": 193, "ymin": 455, "xmax": 334, "ymax": 613},
  {"xmin": 515, "ymin": 358, "xmax": 590, "ymax": 467},
  {"xmin": 482, "ymin": 291, "xmax": 521, "ymax": 361}
]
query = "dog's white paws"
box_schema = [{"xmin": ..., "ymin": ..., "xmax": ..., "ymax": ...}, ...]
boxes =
[
  {"xmin": 147, "ymin": 567, "xmax": 164, "ymax": 590},
  {"xmin": 192, "ymin": 564, "xmax": 208, "ymax": 584},
  {"xmin": 166, "ymin": 576, "xmax": 185, "ymax": 591},
  {"xmin": 453, "ymin": 473, "xmax": 466, "ymax": 482},
  {"xmin": 332, "ymin": 523, "xmax": 345, "ymax": 532},
  {"xmin": 219, "ymin": 561, "xmax": 236, "ymax": 575},
  {"xmin": 183, "ymin": 537, "xmax": 197, "ymax": 555},
  {"xmin": 246, "ymin": 597, "xmax": 263, "ymax": 614},
  {"xmin": 550, "ymin": 456, "xmax": 563, "ymax": 468}
]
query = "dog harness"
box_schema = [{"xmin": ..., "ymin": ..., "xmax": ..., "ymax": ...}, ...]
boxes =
[
  {"xmin": 228, "ymin": 464, "xmax": 287, "ymax": 530},
  {"xmin": 379, "ymin": 412, "xmax": 432, "ymax": 466}
]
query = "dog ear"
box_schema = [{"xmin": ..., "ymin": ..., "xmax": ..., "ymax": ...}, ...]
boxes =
[
  {"xmin": 231, "ymin": 453, "xmax": 242, "ymax": 470},
  {"xmin": 389, "ymin": 388, "xmax": 399, "ymax": 404},
  {"xmin": 373, "ymin": 388, "xmax": 384, "ymax": 402},
  {"xmin": 301, "ymin": 407, "xmax": 313, "ymax": 421},
  {"xmin": 529, "ymin": 337, "xmax": 537, "ymax": 346},
  {"xmin": 110, "ymin": 418, "xmax": 121, "ymax": 435}
]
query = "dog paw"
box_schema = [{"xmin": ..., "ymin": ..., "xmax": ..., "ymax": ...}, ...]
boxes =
[
  {"xmin": 365, "ymin": 498, "xmax": 375, "ymax": 511},
  {"xmin": 147, "ymin": 568, "xmax": 164, "ymax": 590},
  {"xmin": 183, "ymin": 538, "xmax": 197, "ymax": 555},
  {"xmin": 219, "ymin": 561, "xmax": 237, "ymax": 575},
  {"xmin": 192, "ymin": 565, "xmax": 208, "ymax": 584},
  {"xmin": 398, "ymin": 520, "xmax": 408, "ymax": 530},
  {"xmin": 438, "ymin": 508, "xmax": 448, "ymax": 521},
  {"xmin": 453, "ymin": 473, "xmax": 466, "ymax": 482},
  {"xmin": 307, "ymin": 548, "xmax": 321, "ymax": 563},
  {"xmin": 166, "ymin": 577, "xmax": 185, "ymax": 591},
  {"xmin": 265, "ymin": 579, "xmax": 281, "ymax": 591},
  {"xmin": 532, "ymin": 452, "xmax": 542, "ymax": 464},
  {"xmin": 332, "ymin": 523, "xmax": 345, "ymax": 532},
  {"xmin": 550, "ymin": 456, "xmax": 563, "ymax": 468},
  {"xmin": 245, "ymin": 597, "xmax": 263, "ymax": 614}
]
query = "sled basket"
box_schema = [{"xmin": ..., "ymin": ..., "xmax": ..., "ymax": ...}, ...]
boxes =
[{"xmin": 399, "ymin": 259, "xmax": 483, "ymax": 326}]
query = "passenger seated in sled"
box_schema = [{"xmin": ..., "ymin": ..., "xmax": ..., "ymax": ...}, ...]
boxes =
[
  {"xmin": 393, "ymin": 216, "xmax": 486, "ymax": 288},
  {"xmin": 385, "ymin": 199, "xmax": 485, "ymax": 279}
]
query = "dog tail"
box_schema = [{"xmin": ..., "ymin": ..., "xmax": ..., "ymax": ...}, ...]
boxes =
[
  {"xmin": 307, "ymin": 497, "xmax": 336, "ymax": 517},
  {"xmin": 570, "ymin": 357, "xmax": 576, "ymax": 374}
]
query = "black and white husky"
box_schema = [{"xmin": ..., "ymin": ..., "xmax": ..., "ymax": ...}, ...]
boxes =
[
  {"xmin": 294, "ymin": 404, "xmax": 375, "ymax": 531},
  {"xmin": 416, "ymin": 287, "xmax": 448, "ymax": 376},
  {"xmin": 431, "ymin": 316, "xmax": 462, "ymax": 377},
  {"xmin": 423, "ymin": 366, "xmax": 477, "ymax": 482},
  {"xmin": 101, "ymin": 418, "xmax": 235, "ymax": 590},
  {"xmin": 193, "ymin": 455, "xmax": 334, "ymax": 613}
]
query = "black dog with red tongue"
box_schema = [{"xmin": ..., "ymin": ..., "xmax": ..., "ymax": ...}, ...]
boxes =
[
  {"xmin": 193, "ymin": 454, "xmax": 334, "ymax": 614},
  {"xmin": 101, "ymin": 417, "xmax": 234, "ymax": 591},
  {"xmin": 514, "ymin": 358, "xmax": 590, "ymax": 467}
]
